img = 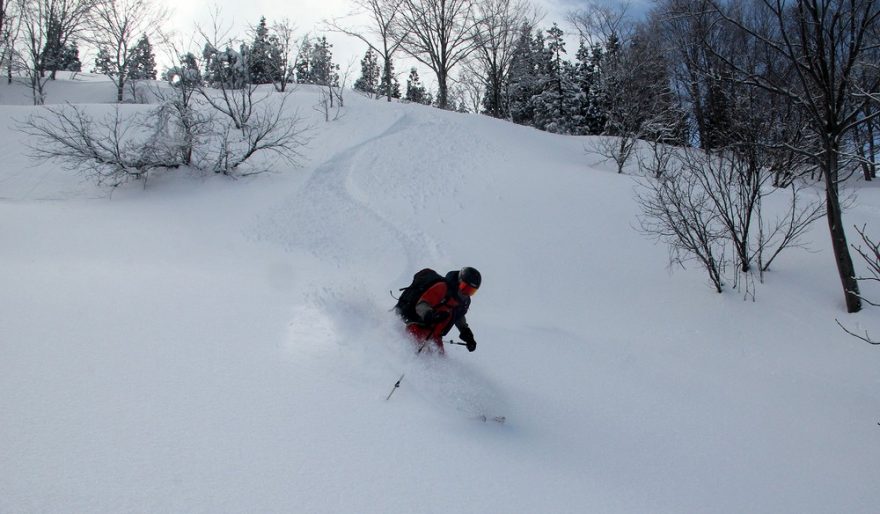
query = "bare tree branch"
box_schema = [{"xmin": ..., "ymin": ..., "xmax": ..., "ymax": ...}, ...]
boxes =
[
  {"xmin": 325, "ymin": 0, "xmax": 406, "ymax": 102},
  {"xmin": 393, "ymin": 0, "xmax": 479, "ymax": 109}
]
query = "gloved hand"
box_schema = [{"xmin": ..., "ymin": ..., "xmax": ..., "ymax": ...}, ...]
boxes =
[
  {"xmin": 460, "ymin": 326, "xmax": 476, "ymax": 352},
  {"xmin": 423, "ymin": 310, "xmax": 449, "ymax": 325}
]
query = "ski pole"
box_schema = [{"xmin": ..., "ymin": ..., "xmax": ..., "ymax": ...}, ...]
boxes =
[
  {"xmin": 388, "ymin": 337, "xmax": 428, "ymax": 400},
  {"xmin": 386, "ymin": 373, "xmax": 405, "ymax": 401}
]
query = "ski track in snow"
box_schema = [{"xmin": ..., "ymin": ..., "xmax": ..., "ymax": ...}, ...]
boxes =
[
  {"xmin": 252, "ymin": 111, "xmax": 438, "ymax": 275},
  {"xmin": 252, "ymin": 108, "xmax": 510, "ymax": 421}
]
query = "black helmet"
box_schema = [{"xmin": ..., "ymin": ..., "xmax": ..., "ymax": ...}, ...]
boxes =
[{"xmin": 459, "ymin": 267, "xmax": 482, "ymax": 289}]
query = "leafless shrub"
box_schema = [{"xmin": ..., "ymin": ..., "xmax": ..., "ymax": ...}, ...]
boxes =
[
  {"xmin": 19, "ymin": 104, "xmax": 180, "ymax": 186},
  {"xmin": 636, "ymin": 128, "xmax": 676, "ymax": 179},
  {"xmin": 204, "ymin": 89, "xmax": 309, "ymax": 175},
  {"xmin": 636, "ymin": 161, "xmax": 727, "ymax": 293},
  {"xmin": 314, "ymin": 59, "xmax": 352, "ymax": 122},
  {"xmin": 636, "ymin": 145, "xmax": 825, "ymax": 294},
  {"xmin": 589, "ymin": 135, "xmax": 639, "ymax": 175},
  {"xmin": 837, "ymin": 225, "xmax": 880, "ymax": 345},
  {"xmin": 19, "ymin": 85, "xmax": 311, "ymax": 185}
]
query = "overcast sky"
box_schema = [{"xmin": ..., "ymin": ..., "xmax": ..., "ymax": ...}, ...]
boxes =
[{"xmin": 155, "ymin": 0, "xmax": 650, "ymax": 88}]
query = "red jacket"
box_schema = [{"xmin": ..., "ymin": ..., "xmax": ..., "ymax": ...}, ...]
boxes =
[{"xmin": 407, "ymin": 279, "xmax": 471, "ymax": 343}]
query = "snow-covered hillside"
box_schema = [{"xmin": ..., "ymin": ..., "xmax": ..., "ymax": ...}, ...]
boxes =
[{"xmin": 1, "ymin": 75, "xmax": 878, "ymax": 513}]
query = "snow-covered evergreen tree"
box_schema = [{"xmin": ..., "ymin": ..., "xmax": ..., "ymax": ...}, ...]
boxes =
[
  {"xmin": 507, "ymin": 22, "xmax": 540, "ymax": 126},
  {"xmin": 309, "ymin": 36, "xmax": 339, "ymax": 87},
  {"xmin": 55, "ymin": 42, "xmax": 82, "ymax": 73},
  {"xmin": 128, "ymin": 35, "xmax": 157, "ymax": 81},
  {"xmin": 531, "ymin": 23, "xmax": 577, "ymax": 133},
  {"xmin": 202, "ymin": 44, "xmax": 249, "ymax": 89},
  {"xmin": 40, "ymin": 15, "xmax": 64, "ymax": 78},
  {"xmin": 294, "ymin": 37, "xmax": 313, "ymax": 84},
  {"xmin": 295, "ymin": 36, "xmax": 340, "ymax": 86},
  {"xmin": 405, "ymin": 67, "xmax": 430, "ymax": 105},
  {"xmin": 379, "ymin": 61, "xmax": 401, "ymax": 99},
  {"xmin": 163, "ymin": 52, "xmax": 202, "ymax": 87},
  {"xmin": 248, "ymin": 17, "xmax": 282, "ymax": 85},
  {"xmin": 574, "ymin": 41, "xmax": 605, "ymax": 135},
  {"xmin": 354, "ymin": 48, "xmax": 380, "ymax": 96}
]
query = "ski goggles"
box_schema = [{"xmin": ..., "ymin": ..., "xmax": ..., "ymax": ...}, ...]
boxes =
[{"xmin": 459, "ymin": 281, "xmax": 479, "ymax": 297}]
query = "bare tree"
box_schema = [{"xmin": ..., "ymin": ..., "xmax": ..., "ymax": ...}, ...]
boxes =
[
  {"xmin": 155, "ymin": 48, "xmax": 209, "ymax": 167},
  {"xmin": 654, "ymin": 0, "xmax": 738, "ymax": 151},
  {"xmin": 0, "ymin": 0, "xmax": 10, "ymax": 64},
  {"xmin": 326, "ymin": 0, "xmax": 405, "ymax": 102},
  {"xmin": 469, "ymin": 0, "xmax": 538, "ymax": 117},
  {"xmin": 589, "ymin": 15, "xmax": 685, "ymax": 174},
  {"xmin": 270, "ymin": 18, "xmax": 298, "ymax": 92},
  {"xmin": 21, "ymin": 84, "xmax": 311, "ymax": 181},
  {"xmin": 89, "ymin": 0, "xmax": 169, "ymax": 102},
  {"xmin": 636, "ymin": 144, "xmax": 824, "ymax": 293},
  {"xmin": 456, "ymin": 66, "xmax": 484, "ymax": 113},
  {"xmin": 18, "ymin": 0, "xmax": 52, "ymax": 103},
  {"xmin": 204, "ymin": 90, "xmax": 309, "ymax": 175},
  {"xmin": 706, "ymin": 0, "xmax": 880, "ymax": 313},
  {"xmin": 674, "ymin": 145, "xmax": 824, "ymax": 276},
  {"xmin": 1, "ymin": 0, "xmax": 23, "ymax": 84},
  {"xmin": 315, "ymin": 57, "xmax": 354, "ymax": 121},
  {"xmin": 20, "ymin": 35, "xmax": 311, "ymax": 184},
  {"xmin": 194, "ymin": 4, "xmax": 234, "ymax": 54},
  {"xmin": 636, "ymin": 161, "xmax": 727, "ymax": 293},
  {"xmin": 19, "ymin": 104, "xmax": 181, "ymax": 185},
  {"xmin": 393, "ymin": 0, "xmax": 478, "ymax": 109},
  {"xmin": 836, "ymin": 225, "xmax": 880, "ymax": 345},
  {"xmin": 567, "ymin": 0, "xmax": 635, "ymax": 46},
  {"xmin": 853, "ymin": 101, "xmax": 877, "ymax": 180},
  {"xmin": 39, "ymin": 0, "xmax": 94, "ymax": 79}
]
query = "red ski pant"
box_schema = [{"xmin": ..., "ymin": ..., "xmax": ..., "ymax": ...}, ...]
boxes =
[{"xmin": 406, "ymin": 323, "xmax": 445, "ymax": 354}]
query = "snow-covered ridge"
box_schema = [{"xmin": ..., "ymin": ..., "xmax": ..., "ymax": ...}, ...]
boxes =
[{"xmin": 1, "ymin": 74, "xmax": 878, "ymax": 513}]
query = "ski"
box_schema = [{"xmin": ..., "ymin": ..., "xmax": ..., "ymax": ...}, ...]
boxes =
[{"xmin": 475, "ymin": 415, "xmax": 506, "ymax": 424}]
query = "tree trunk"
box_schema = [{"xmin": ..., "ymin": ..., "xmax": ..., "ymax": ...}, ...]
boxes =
[
  {"xmin": 437, "ymin": 68, "xmax": 448, "ymax": 109},
  {"xmin": 824, "ymin": 146, "xmax": 862, "ymax": 313},
  {"xmin": 867, "ymin": 113, "xmax": 877, "ymax": 180},
  {"xmin": 384, "ymin": 57, "xmax": 392, "ymax": 102}
]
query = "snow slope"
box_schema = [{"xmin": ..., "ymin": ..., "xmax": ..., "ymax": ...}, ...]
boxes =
[{"xmin": 1, "ymin": 76, "xmax": 879, "ymax": 513}]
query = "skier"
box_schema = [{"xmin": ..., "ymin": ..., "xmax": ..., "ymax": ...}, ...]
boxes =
[{"xmin": 400, "ymin": 267, "xmax": 481, "ymax": 354}]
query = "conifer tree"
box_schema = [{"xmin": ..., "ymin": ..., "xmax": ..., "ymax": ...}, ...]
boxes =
[
  {"xmin": 294, "ymin": 36, "xmax": 313, "ymax": 84},
  {"xmin": 354, "ymin": 47, "xmax": 380, "ymax": 95},
  {"xmin": 531, "ymin": 23, "xmax": 573, "ymax": 133},
  {"xmin": 405, "ymin": 67, "xmax": 429, "ymax": 104},
  {"xmin": 506, "ymin": 22, "xmax": 540, "ymax": 126},
  {"xmin": 57, "ymin": 42, "xmax": 82, "ymax": 72},
  {"xmin": 378, "ymin": 60, "xmax": 401, "ymax": 99},
  {"xmin": 575, "ymin": 41, "xmax": 605, "ymax": 135},
  {"xmin": 40, "ymin": 15, "xmax": 64, "ymax": 78},
  {"xmin": 127, "ymin": 34, "xmax": 156, "ymax": 80},
  {"xmin": 202, "ymin": 44, "xmax": 248, "ymax": 89},
  {"xmin": 248, "ymin": 16, "xmax": 282, "ymax": 84},
  {"xmin": 309, "ymin": 36, "xmax": 339, "ymax": 87}
]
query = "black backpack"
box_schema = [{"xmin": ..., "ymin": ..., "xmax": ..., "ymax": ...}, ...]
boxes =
[{"xmin": 394, "ymin": 268, "xmax": 445, "ymax": 323}]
